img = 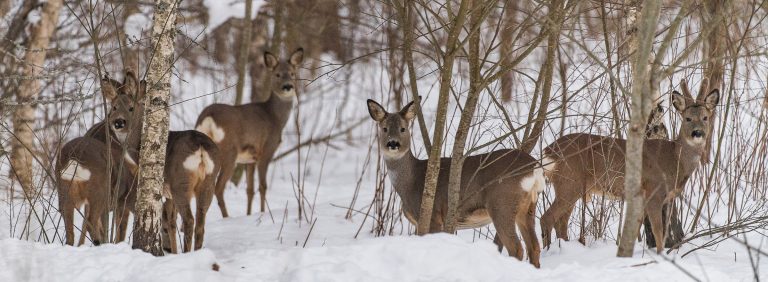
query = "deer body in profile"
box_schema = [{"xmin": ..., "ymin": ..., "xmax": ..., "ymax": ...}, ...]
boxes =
[
  {"xmin": 85, "ymin": 70, "xmax": 221, "ymax": 253},
  {"xmin": 195, "ymin": 48, "xmax": 304, "ymax": 216},
  {"xmin": 367, "ymin": 99, "xmax": 544, "ymax": 268},
  {"xmin": 540, "ymin": 80, "xmax": 720, "ymax": 253}
]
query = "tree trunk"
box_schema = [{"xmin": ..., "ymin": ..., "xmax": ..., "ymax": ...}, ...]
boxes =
[
  {"xmin": 499, "ymin": 1, "xmax": 517, "ymax": 103},
  {"xmin": 10, "ymin": 0, "xmax": 64, "ymax": 199},
  {"xmin": 417, "ymin": 0, "xmax": 470, "ymax": 235},
  {"xmin": 617, "ymin": 0, "xmax": 660, "ymax": 258},
  {"xmin": 234, "ymin": 0, "xmax": 254, "ymax": 105},
  {"xmin": 519, "ymin": 0, "xmax": 565, "ymax": 153},
  {"xmin": 132, "ymin": 0, "xmax": 179, "ymax": 256},
  {"xmin": 444, "ymin": 0, "xmax": 483, "ymax": 233}
]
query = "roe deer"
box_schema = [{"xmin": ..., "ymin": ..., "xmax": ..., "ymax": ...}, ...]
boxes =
[
  {"xmin": 56, "ymin": 136, "xmax": 137, "ymax": 246},
  {"xmin": 540, "ymin": 80, "xmax": 719, "ymax": 253},
  {"xmin": 88, "ymin": 70, "xmax": 221, "ymax": 252},
  {"xmin": 367, "ymin": 99, "xmax": 544, "ymax": 268},
  {"xmin": 195, "ymin": 48, "xmax": 304, "ymax": 216}
]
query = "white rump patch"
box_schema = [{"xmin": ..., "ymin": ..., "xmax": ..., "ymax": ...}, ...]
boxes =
[
  {"xmin": 60, "ymin": 160, "xmax": 91, "ymax": 182},
  {"xmin": 541, "ymin": 156, "xmax": 557, "ymax": 173},
  {"xmin": 196, "ymin": 117, "xmax": 225, "ymax": 143},
  {"xmin": 183, "ymin": 149, "xmax": 216, "ymax": 175},
  {"xmin": 520, "ymin": 167, "xmax": 545, "ymax": 193}
]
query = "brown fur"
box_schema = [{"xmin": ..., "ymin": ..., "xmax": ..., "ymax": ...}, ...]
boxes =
[
  {"xmin": 195, "ymin": 48, "xmax": 304, "ymax": 216},
  {"xmin": 367, "ymin": 99, "xmax": 543, "ymax": 268},
  {"xmin": 540, "ymin": 80, "xmax": 720, "ymax": 253}
]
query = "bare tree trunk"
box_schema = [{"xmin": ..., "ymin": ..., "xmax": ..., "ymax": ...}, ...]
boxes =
[
  {"xmin": 444, "ymin": 0, "xmax": 484, "ymax": 233},
  {"xmin": 417, "ymin": 0, "xmax": 470, "ymax": 235},
  {"xmin": 499, "ymin": 1, "xmax": 517, "ymax": 103},
  {"xmin": 235, "ymin": 0, "xmax": 254, "ymax": 105},
  {"xmin": 617, "ymin": 0, "xmax": 660, "ymax": 258},
  {"xmin": 701, "ymin": 0, "xmax": 727, "ymax": 163},
  {"xmin": 10, "ymin": 0, "xmax": 64, "ymax": 199},
  {"xmin": 132, "ymin": 0, "xmax": 179, "ymax": 256},
  {"xmin": 519, "ymin": 0, "xmax": 565, "ymax": 153},
  {"xmin": 392, "ymin": 0, "xmax": 431, "ymax": 150}
]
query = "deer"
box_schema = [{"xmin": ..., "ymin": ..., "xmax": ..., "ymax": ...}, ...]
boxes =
[
  {"xmin": 86, "ymin": 70, "xmax": 221, "ymax": 253},
  {"xmin": 539, "ymin": 79, "xmax": 719, "ymax": 254},
  {"xmin": 366, "ymin": 99, "xmax": 544, "ymax": 268},
  {"xmin": 195, "ymin": 47, "xmax": 304, "ymax": 217},
  {"xmin": 56, "ymin": 136, "xmax": 138, "ymax": 246}
]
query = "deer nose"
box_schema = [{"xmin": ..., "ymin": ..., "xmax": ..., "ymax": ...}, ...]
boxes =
[
  {"xmin": 386, "ymin": 141, "xmax": 401, "ymax": 150},
  {"xmin": 282, "ymin": 84, "xmax": 294, "ymax": 91},
  {"xmin": 691, "ymin": 130, "xmax": 704, "ymax": 138},
  {"xmin": 113, "ymin": 119, "xmax": 126, "ymax": 129}
]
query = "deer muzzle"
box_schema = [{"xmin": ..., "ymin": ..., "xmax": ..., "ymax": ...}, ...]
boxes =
[
  {"xmin": 691, "ymin": 130, "xmax": 704, "ymax": 138},
  {"xmin": 113, "ymin": 118, "xmax": 127, "ymax": 130},
  {"xmin": 386, "ymin": 140, "xmax": 400, "ymax": 150}
]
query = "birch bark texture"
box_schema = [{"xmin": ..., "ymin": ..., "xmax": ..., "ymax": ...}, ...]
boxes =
[
  {"xmin": 10, "ymin": 0, "xmax": 64, "ymax": 199},
  {"xmin": 616, "ymin": 0, "xmax": 661, "ymax": 258},
  {"xmin": 131, "ymin": 0, "xmax": 179, "ymax": 256}
]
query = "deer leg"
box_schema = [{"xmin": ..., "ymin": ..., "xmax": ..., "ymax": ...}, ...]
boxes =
[
  {"xmin": 194, "ymin": 177, "xmax": 214, "ymax": 250},
  {"xmin": 245, "ymin": 163, "xmax": 256, "ymax": 215},
  {"xmin": 489, "ymin": 198, "xmax": 523, "ymax": 260},
  {"xmin": 162, "ymin": 200, "xmax": 178, "ymax": 254},
  {"xmin": 541, "ymin": 193, "xmax": 577, "ymax": 249},
  {"xmin": 554, "ymin": 203, "xmax": 574, "ymax": 242},
  {"xmin": 61, "ymin": 198, "xmax": 75, "ymax": 246},
  {"xmin": 493, "ymin": 234, "xmax": 503, "ymax": 253},
  {"xmin": 87, "ymin": 204, "xmax": 105, "ymax": 246},
  {"xmin": 77, "ymin": 204, "xmax": 89, "ymax": 246},
  {"xmin": 257, "ymin": 159, "xmax": 270, "ymax": 213},
  {"xmin": 115, "ymin": 204, "xmax": 131, "ymax": 243},
  {"xmin": 214, "ymin": 155, "xmax": 236, "ymax": 218},
  {"xmin": 646, "ymin": 201, "xmax": 666, "ymax": 254},
  {"xmin": 178, "ymin": 201, "xmax": 194, "ymax": 253},
  {"xmin": 517, "ymin": 199, "xmax": 541, "ymax": 268}
]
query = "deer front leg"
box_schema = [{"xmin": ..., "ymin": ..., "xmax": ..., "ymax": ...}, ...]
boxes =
[
  {"xmin": 646, "ymin": 200, "xmax": 666, "ymax": 254},
  {"xmin": 257, "ymin": 158, "xmax": 271, "ymax": 213},
  {"xmin": 245, "ymin": 163, "xmax": 256, "ymax": 215},
  {"xmin": 162, "ymin": 200, "xmax": 178, "ymax": 254}
]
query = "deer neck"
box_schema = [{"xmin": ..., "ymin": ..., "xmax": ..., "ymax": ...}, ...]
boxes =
[
  {"xmin": 383, "ymin": 149, "xmax": 424, "ymax": 217},
  {"xmin": 254, "ymin": 91, "xmax": 294, "ymax": 129},
  {"xmin": 673, "ymin": 133, "xmax": 706, "ymax": 178}
]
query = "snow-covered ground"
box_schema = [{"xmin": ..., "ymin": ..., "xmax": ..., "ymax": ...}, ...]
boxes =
[{"xmin": 1, "ymin": 142, "xmax": 766, "ymax": 281}]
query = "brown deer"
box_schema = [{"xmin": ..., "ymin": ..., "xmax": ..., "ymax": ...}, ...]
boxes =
[
  {"xmin": 87, "ymin": 70, "xmax": 221, "ymax": 253},
  {"xmin": 540, "ymin": 80, "xmax": 719, "ymax": 253},
  {"xmin": 367, "ymin": 99, "xmax": 544, "ymax": 268},
  {"xmin": 195, "ymin": 48, "xmax": 304, "ymax": 216},
  {"xmin": 56, "ymin": 136, "xmax": 137, "ymax": 246}
]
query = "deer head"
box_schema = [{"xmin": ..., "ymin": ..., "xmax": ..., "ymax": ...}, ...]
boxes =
[
  {"xmin": 367, "ymin": 99, "xmax": 416, "ymax": 160},
  {"xmin": 100, "ymin": 70, "xmax": 146, "ymax": 144},
  {"xmin": 671, "ymin": 79, "xmax": 719, "ymax": 147},
  {"xmin": 264, "ymin": 48, "xmax": 304, "ymax": 101}
]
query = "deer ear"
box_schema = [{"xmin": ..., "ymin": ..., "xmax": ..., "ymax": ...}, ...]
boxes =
[
  {"xmin": 400, "ymin": 100, "xmax": 416, "ymax": 121},
  {"xmin": 704, "ymin": 89, "xmax": 720, "ymax": 109},
  {"xmin": 289, "ymin": 48, "xmax": 304, "ymax": 66},
  {"xmin": 264, "ymin": 51, "xmax": 279, "ymax": 69},
  {"xmin": 101, "ymin": 76, "xmax": 119, "ymax": 101},
  {"xmin": 671, "ymin": 91, "xmax": 686, "ymax": 112},
  {"xmin": 123, "ymin": 70, "xmax": 139, "ymax": 96},
  {"xmin": 367, "ymin": 99, "xmax": 387, "ymax": 122}
]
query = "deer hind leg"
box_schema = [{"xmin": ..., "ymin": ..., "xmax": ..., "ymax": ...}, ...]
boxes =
[
  {"xmin": 245, "ymin": 163, "xmax": 256, "ymax": 215},
  {"xmin": 489, "ymin": 197, "xmax": 523, "ymax": 260},
  {"xmin": 214, "ymin": 153, "xmax": 236, "ymax": 218},
  {"xmin": 517, "ymin": 197, "xmax": 541, "ymax": 268},
  {"xmin": 60, "ymin": 194, "xmax": 75, "ymax": 246},
  {"xmin": 177, "ymin": 200, "xmax": 194, "ymax": 253},
  {"xmin": 114, "ymin": 204, "xmax": 131, "ymax": 243},
  {"xmin": 86, "ymin": 203, "xmax": 106, "ymax": 246},
  {"xmin": 162, "ymin": 200, "xmax": 178, "ymax": 254},
  {"xmin": 257, "ymin": 159, "xmax": 270, "ymax": 213},
  {"xmin": 193, "ymin": 176, "xmax": 215, "ymax": 251},
  {"xmin": 77, "ymin": 204, "xmax": 89, "ymax": 246}
]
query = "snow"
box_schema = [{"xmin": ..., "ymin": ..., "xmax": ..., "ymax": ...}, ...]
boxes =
[{"xmin": 124, "ymin": 13, "xmax": 150, "ymax": 40}]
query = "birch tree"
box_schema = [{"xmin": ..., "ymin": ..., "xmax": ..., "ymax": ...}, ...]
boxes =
[
  {"xmin": 132, "ymin": 0, "xmax": 179, "ymax": 255},
  {"xmin": 617, "ymin": 0, "xmax": 661, "ymax": 257},
  {"xmin": 10, "ymin": 0, "xmax": 64, "ymax": 199}
]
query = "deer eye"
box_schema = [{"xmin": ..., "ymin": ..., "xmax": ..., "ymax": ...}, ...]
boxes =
[
  {"xmin": 383, "ymin": 127, "xmax": 388, "ymax": 133},
  {"xmin": 686, "ymin": 118, "xmax": 692, "ymax": 122},
  {"xmin": 291, "ymin": 72, "xmax": 295, "ymax": 77},
  {"xmin": 276, "ymin": 73, "xmax": 281, "ymax": 78},
  {"xmin": 112, "ymin": 106, "xmax": 117, "ymax": 111},
  {"xmin": 129, "ymin": 107, "xmax": 134, "ymax": 112},
  {"xmin": 400, "ymin": 128, "xmax": 405, "ymax": 132},
  {"xmin": 702, "ymin": 116, "xmax": 708, "ymax": 121}
]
